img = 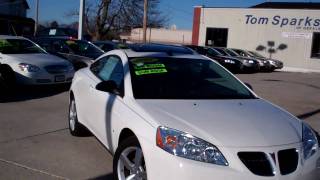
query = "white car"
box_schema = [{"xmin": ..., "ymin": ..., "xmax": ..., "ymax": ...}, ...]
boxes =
[
  {"xmin": 69, "ymin": 47, "xmax": 320, "ymax": 180},
  {"xmin": 0, "ymin": 35, "xmax": 74, "ymax": 85}
]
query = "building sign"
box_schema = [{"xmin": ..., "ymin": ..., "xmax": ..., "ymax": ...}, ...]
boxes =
[
  {"xmin": 282, "ymin": 32, "xmax": 312, "ymax": 39},
  {"xmin": 245, "ymin": 15, "xmax": 320, "ymax": 30}
]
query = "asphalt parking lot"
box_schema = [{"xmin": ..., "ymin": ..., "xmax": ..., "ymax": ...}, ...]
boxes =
[{"xmin": 0, "ymin": 71, "xmax": 319, "ymax": 180}]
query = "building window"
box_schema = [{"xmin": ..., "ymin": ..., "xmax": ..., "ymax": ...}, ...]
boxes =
[
  {"xmin": 311, "ymin": 32, "xmax": 320, "ymax": 59},
  {"xmin": 205, "ymin": 28, "xmax": 228, "ymax": 47}
]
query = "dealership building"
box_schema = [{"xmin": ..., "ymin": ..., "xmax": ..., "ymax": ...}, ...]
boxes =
[{"xmin": 192, "ymin": 2, "xmax": 320, "ymax": 71}]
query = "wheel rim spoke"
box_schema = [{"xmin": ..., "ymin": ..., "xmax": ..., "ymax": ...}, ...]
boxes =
[
  {"xmin": 134, "ymin": 148, "xmax": 143, "ymax": 166},
  {"xmin": 69, "ymin": 101, "xmax": 76, "ymax": 130},
  {"xmin": 126, "ymin": 174, "xmax": 136, "ymax": 180},
  {"xmin": 120, "ymin": 154, "xmax": 135, "ymax": 171}
]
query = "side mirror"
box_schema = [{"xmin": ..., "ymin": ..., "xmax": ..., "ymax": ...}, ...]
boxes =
[
  {"xmin": 244, "ymin": 82, "xmax": 253, "ymax": 90},
  {"xmin": 96, "ymin": 80, "xmax": 121, "ymax": 95}
]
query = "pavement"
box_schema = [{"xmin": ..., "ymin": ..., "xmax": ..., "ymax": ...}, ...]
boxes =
[{"xmin": 0, "ymin": 71, "xmax": 319, "ymax": 180}]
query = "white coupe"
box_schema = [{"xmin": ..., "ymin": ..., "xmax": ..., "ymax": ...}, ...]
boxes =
[
  {"xmin": 0, "ymin": 35, "xmax": 74, "ymax": 85},
  {"xmin": 69, "ymin": 46, "xmax": 319, "ymax": 180}
]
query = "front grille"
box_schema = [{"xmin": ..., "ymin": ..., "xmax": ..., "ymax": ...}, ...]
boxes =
[
  {"xmin": 45, "ymin": 65, "xmax": 68, "ymax": 74},
  {"xmin": 36, "ymin": 79, "xmax": 51, "ymax": 83},
  {"xmin": 278, "ymin": 149, "xmax": 298, "ymax": 175},
  {"xmin": 238, "ymin": 152, "xmax": 274, "ymax": 176}
]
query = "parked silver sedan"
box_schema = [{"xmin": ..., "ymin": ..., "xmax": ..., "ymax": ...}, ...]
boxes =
[{"xmin": 0, "ymin": 35, "xmax": 74, "ymax": 85}]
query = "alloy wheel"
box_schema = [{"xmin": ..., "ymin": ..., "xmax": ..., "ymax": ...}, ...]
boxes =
[{"xmin": 117, "ymin": 146, "xmax": 147, "ymax": 180}]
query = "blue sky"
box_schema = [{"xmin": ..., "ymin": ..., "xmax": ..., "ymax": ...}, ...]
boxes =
[{"xmin": 27, "ymin": 0, "xmax": 320, "ymax": 30}]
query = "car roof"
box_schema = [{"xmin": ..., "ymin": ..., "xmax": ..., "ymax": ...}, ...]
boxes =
[
  {"xmin": 0, "ymin": 35, "xmax": 27, "ymax": 40},
  {"xmin": 120, "ymin": 49, "xmax": 205, "ymax": 60},
  {"xmin": 35, "ymin": 36, "xmax": 82, "ymax": 40},
  {"xmin": 93, "ymin": 40, "xmax": 116, "ymax": 44},
  {"xmin": 129, "ymin": 43, "xmax": 195, "ymax": 55}
]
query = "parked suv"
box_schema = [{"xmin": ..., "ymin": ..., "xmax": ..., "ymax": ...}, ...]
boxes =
[{"xmin": 33, "ymin": 37, "xmax": 104, "ymax": 70}]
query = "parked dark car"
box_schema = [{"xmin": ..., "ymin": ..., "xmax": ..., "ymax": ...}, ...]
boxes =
[
  {"xmin": 37, "ymin": 28, "xmax": 78, "ymax": 38},
  {"xmin": 186, "ymin": 45, "xmax": 243, "ymax": 72},
  {"xmin": 33, "ymin": 37, "xmax": 104, "ymax": 70},
  {"xmin": 231, "ymin": 48, "xmax": 273, "ymax": 71},
  {"xmin": 248, "ymin": 51, "xmax": 284, "ymax": 70},
  {"xmin": 212, "ymin": 47, "xmax": 260, "ymax": 72},
  {"xmin": 93, "ymin": 41, "xmax": 129, "ymax": 52}
]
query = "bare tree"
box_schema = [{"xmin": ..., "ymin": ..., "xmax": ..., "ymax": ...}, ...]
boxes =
[{"xmin": 67, "ymin": 0, "xmax": 167, "ymax": 40}]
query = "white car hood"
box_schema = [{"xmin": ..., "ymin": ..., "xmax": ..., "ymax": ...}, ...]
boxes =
[
  {"xmin": 7, "ymin": 53, "xmax": 70, "ymax": 67},
  {"xmin": 135, "ymin": 99, "xmax": 302, "ymax": 147}
]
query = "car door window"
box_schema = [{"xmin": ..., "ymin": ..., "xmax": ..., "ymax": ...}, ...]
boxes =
[{"xmin": 91, "ymin": 56, "xmax": 124, "ymax": 95}]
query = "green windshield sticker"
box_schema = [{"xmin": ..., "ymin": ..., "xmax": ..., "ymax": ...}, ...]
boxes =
[
  {"xmin": 134, "ymin": 63, "xmax": 165, "ymax": 70},
  {"xmin": 131, "ymin": 58, "xmax": 158, "ymax": 64},
  {"xmin": 65, "ymin": 40, "xmax": 76, "ymax": 45},
  {"xmin": 0, "ymin": 40, "xmax": 10, "ymax": 46},
  {"xmin": 135, "ymin": 68, "xmax": 167, "ymax": 76}
]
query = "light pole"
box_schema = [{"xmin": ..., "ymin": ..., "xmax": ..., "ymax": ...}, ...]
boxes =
[
  {"xmin": 78, "ymin": 0, "xmax": 85, "ymax": 40},
  {"xmin": 142, "ymin": 0, "xmax": 148, "ymax": 43},
  {"xmin": 34, "ymin": 0, "xmax": 39, "ymax": 36}
]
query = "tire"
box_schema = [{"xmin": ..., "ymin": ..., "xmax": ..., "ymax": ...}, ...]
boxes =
[
  {"xmin": 113, "ymin": 136, "xmax": 147, "ymax": 180},
  {"xmin": 0, "ymin": 65, "xmax": 16, "ymax": 89},
  {"xmin": 68, "ymin": 97, "xmax": 88, "ymax": 136}
]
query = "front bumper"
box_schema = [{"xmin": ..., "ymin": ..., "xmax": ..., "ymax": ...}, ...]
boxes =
[
  {"xmin": 15, "ymin": 70, "xmax": 74, "ymax": 85},
  {"xmin": 144, "ymin": 142, "xmax": 320, "ymax": 180},
  {"xmin": 242, "ymin": 62, "xmax": 260, "ymax": 72}
]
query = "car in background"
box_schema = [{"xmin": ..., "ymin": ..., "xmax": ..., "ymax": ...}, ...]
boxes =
[
  {"xmin": 231, "ymin": 48, "xmax": 273, "ymax": 71},
  {"xmin": 0, "ymin": 35, "xmax": 74, "ymax": 85},
  {"xmin": 69, "ymin": 45, "xmax": 320, "ymax": 180},
  {"xmin": 37, "ymin": 28, "xmax": 78, "ymax": 38},
  {"xmin": 213, "ymin": 47, "xmax": 260, "ymax": 72},
  {"xmin": 33, "ymin": 37, "xmax": 104, "ymax": 70},
  {"xmin": 93, "ymin": 41, "xmax": 129, "ymax": 52},
  {"xmin": 186, "ymin": 45, "xmax": 243, "ymax": 72},
  {"xmin": 248, "ymin": 51, "xmax": 284, "ymax": 70}
]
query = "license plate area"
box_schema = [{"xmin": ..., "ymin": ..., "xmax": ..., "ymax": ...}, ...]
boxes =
[{"xmin": 55, "ymin": 75, "xmax": 65, "ymax": 82}]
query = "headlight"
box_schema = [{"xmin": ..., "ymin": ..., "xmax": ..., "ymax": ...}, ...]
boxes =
[
  {"xmin": 244, "ymin": 60, "xmax": 254, "ymax": 64},
  {"xmin": 156, "ymin": 126, "xmax": 228, "ymax": 166},
  {"xmin": 18, "ymin": 63, "xmax": 40, "ymax": 72},
  {"xmin": 68, "ymin": 65, "xmax": 74, "ymax": 72},
  {"xmin": 224, "ymin": 59, "xmax": 235, "ymax": 64},
  {"xmin": 269, "ymin": 60, "xmax": 276, "ymax": 65},
  {"xmin": 302, "ymin": 122, "xmax": 319, "ymax": 160}
]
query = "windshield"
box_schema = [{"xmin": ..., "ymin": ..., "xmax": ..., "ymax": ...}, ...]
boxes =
[
  {"xmin": 129, "ymin": 57, "xmax": 255, "ymax": 99},
  {"xmin": 207, "ymin": 48, "xmax": 222, "ymax": 56},
  {"xmin": 249, "ymin": 51, "xmax": 265, "ymax": 58},
  {"xmin": 214, "ymin": 48, "xmax": 229, "ymax": 56},
  {"xmin": 233, "ymin": 49, "xmax": 251, "ymax": 57},
  {"xmin": 224, "ymin": 49, "xmax": 239, "ymax": 57},
  {"xmin": 0, "ymin": 39, "xmax": 45, "ymax": 54},
  {"xmin": 63, "ymin": 40, "xmax": 104, "ymax": 59}
]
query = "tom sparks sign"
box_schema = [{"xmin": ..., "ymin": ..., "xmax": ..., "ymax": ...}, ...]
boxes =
[{"xmin": 245, "ymin": 15, "xmax": 320, "ymax": 30}]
